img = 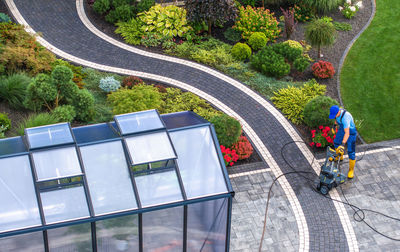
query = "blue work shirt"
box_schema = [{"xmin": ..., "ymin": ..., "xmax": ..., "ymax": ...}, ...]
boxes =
[{"xmin": 336, "ymin": 109, "xmax": 356, "ymax": 134}]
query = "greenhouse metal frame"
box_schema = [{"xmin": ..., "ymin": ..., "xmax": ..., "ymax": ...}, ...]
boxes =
[{"xmin": 0, "ymin": 110, "xmax": 234, "ymax": 251}]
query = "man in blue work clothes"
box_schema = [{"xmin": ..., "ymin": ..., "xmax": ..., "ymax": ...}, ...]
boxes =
[{"xmin": 329, "ymin": 105, "xmax": 357, "ymax": 179}]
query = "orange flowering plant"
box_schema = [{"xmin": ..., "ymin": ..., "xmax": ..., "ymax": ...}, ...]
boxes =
[
  {"xmin": 233, "ymin": 5, "xmax": 280, "ymax": 41},
  {"xmin": 309, "ymin": 125, "xmax": 336, "ymax": 148}
]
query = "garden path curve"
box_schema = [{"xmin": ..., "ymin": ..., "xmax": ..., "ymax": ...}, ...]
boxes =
[{"xmin": 5, "ymin": 0, "xmax": 358, "ymax": 251}]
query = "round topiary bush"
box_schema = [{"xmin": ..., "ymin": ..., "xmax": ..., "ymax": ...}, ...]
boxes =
[
  {"xmin": 303, "ymin": 95, "xmax": 339, "ymax": 128},
  {"xmin": 52, "ymin": 105, "xmax": 76, "ymax": 123},
  {"xmin": 293, "ymin": 55, "xmax": 311, "ymax": 72},
  {"xmin": 210, "ymin": 114, "xmax": 242, "ymax": 147},
  {"xmin": 99, "ymin": 76, "xmax": 121, "ymax": 92},
  {"xmin": 0, "ymin": 113, "xmax": 11, "ymax": 131},
  {"xmin": 231, "ymin": 42, "xmax": 252, "ymax": 61},
  {"xmin": 231, "ymin": 135, "xmax": 254, "ymax": 160},
  {"xmin": 248, "ymin": 32, "xmax": 268, "ymax": 51}
]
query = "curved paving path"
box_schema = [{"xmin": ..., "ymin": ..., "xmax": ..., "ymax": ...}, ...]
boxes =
[{"xmin": 5, "ymin": 0, "xmax": 358, "ymax": 251}]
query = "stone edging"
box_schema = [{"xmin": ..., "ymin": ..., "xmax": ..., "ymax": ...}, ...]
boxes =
[{"xmin": 336, "ymin": 0, "xmax": 377, "ymax": 144}]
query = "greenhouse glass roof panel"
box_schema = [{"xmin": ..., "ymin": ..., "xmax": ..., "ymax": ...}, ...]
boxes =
[
  {"xmin": 170, "ymin": 126, "xmax": 228, "ymax": 199},
  {"xmin": 125, "ymin": 131, "xmax": 176, "ymax": 165},
  {"xmin": 135, "ymin": 169, "xmax": 183, "ymax": 207},
  {"xmin": 115, "ymin": 110, "xmax": 164, "ymax": 135},
  {"xmin": 25, "ymin": 123, "xmax": 74, "ymax": 149},
  {"xmin": 32, "ymin": 147, "xmax": 82, "ymax": 181},
  {"xmin": 40, "ymin": 186, "xmax": 89, "ymax": 224},
  {"xmin": 0, "ymin": 137, "xmax": 27, "ymax": 157},
  {"xmin": 0, "ymin": 155, "xmax": 41, "ymax": 233},
  {"xmin": 73, "ymin": 123, "xmax": 119, "ymax": 145},
  {"xmin": 80, "ymin": 140, "xmax": 138, "ymax": 215}
]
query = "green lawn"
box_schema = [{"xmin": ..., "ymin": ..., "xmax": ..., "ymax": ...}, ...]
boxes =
[{"xmin": 340, "ymin": 0, "xmax": 400, "ymax": 143}]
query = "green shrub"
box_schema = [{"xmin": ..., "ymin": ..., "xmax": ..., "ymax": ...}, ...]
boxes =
[
  {"xmin": 93, "ymin": 0, "xmax": 111, "ymax": 15},
  {"xmin": 0, "ymin": 13, "xmax": 11, "ymax": 23},
  {"xmin": 111, "ymin": 0, "xmax": 133, "ymax": 8},
  {"xmin": 271, "ymin": 79, "xmax": 326, "ymax": 124},
  {"xmin": 302, "ymin": 0, "xmax": 341, "ymax": 14},
  {"xmin": 72, "ymin": 89, "xmax": 95, "ymax": 122},
  {"xmin": 272, "ymin": 40, "xmax": 303, "ymax": 62},
  {"xmin": 140, "ymin": 32, "xmax": 164, "ymax": 47},
  {"xmin": 333, "ymin": 22, "xmax": 352, "ymax": 31},
  {"xmin": 303, "ymin": 95, "xmax": 339, "ymax": 128},
  {"xmin": 159, "ymin": 87, "xmax": 222, "ymax": 121},
  {"xmin": 51, "ymin": 65, "xmax": 76, "ymax": 97},
  {"xmin": 0, "ymin": 73, "xmax": 31, "ymax": 109},
  {"xmin": 51, "ymin": 59, "xmax": 87, "ymax": 89},
  {"xmin": 115, "ymin": 18, "xmax": 144, "ymax": 45},
  {"xmin": 234, "ymin": 5, "xmax": 280, "ymax": 41},
  {"xmin": 231, "ymin": 43, "xmax": 252, "ymax": 61},
  {"xmin": 293, "ymin": 55, "xmax": 311, "ymax": 72},
  {"xmin": 210, "ymin": 114, "xmax": 242, "ymax": 147},
  {"xmin": 107, "ymin": 85, "xmax": 163, "ymax": 115},
  {"xmin": 99, "ymin": 76, "xmax": 121, "ymax": 92},
  {"xmin": 138, "ymin": 4, "xmax": 191, "ymax": 38},
  {"xmin": 52, "ymin": 105, "xmax": 76, "ymax": 123},
  {"xmin": 136, "ymin": 0, "xmax": 155, "ymax": 13},
  {"xmin": 16, "ymin": 113, "xmax": 59, "ymax": 136},
  {"xmin": 248, "ymin": 32, "xmax": 267, "ymax": 51},
  {"xmin": 223, "ymin": 27, "xmax": 242, "ymax": 42},
  {"xmin": 250, "ymin": 46, "xmax": 290, "ymax": 78},
  {"xmin": 106, "ymin": 4, "xmax": 134, "ymax": 23},
  {"xmin": 24, "ymin": 74, "xmax": 57, "ymax": 111},
  {"xmin": 292, "ymin": 3, "xmax": 315, "ymax": 22},
  {"xmin": 0, "ymin": 113, "xmax": 11, "ymax": 131}
]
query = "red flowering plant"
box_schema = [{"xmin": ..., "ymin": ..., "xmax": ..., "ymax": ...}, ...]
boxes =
[
  {"xmin": 312, "ymin": 60, "xmax": 335, "ymax": 79},
  {"xmin": 309, "ymin": 125, "xmax": 336, "ymax": 148},
  {"xmin": 220, "ymin": 145, "xmax": 239, "ymax": 167}
]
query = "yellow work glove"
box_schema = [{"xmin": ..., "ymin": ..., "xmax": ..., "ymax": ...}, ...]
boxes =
[{"xmin": 336, "ymin": 145, "xmax": 344, "ymax": 157}]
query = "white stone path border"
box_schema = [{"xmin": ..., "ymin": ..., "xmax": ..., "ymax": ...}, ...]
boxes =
[{"xmin": 5, "ymin": 0, "xmax": 359, "ymax": 250}]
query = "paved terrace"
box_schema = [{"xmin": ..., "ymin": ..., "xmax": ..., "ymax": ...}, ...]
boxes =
[{"xmin": 5, "ymin": 0, "xmax": 398, "ymax": 251}]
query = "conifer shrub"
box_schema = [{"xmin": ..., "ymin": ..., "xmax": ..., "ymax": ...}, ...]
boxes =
[
  {"xmin": 210, "ymin": 114, "xmax": 242, "ymax": 147},
  {"xmin": 248, "ymin": 32, "xmax": 267, "ymax": 51},
  {"xmin": 231, "ymin": 42, "xmax": 252, "ymax": 61},
  {"xmin": 52, "ymin": 105, "xmax": 76, "ymax": 123},
  {"xmin": 272, "ymin": 40, "xmax": 303, "ymax": 62},
  {"xmin": 293, "ymin": 55, "xmax": 311, "ymax": 72},
  {"xmin": 250, "ymin": 46, "xmax": 290, "ymax": 78},
  {"xmin": 99, "ymin": 76, "xmax": 121, "ymax": 92},
  {"xmin": 303, "ymin": 95, "xmax": 339, "ymax": 128}
]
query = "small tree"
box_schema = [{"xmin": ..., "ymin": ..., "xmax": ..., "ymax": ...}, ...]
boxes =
[
  {"xmin": 305, "ymin": 18, "xmax": 336, "ymax": 58},
  {"xmin": 281, "ymin": 7, "xmax": 297, "ymax": 39},
  {"xmin": 185, "ymin": 0, "xmax": 237, "ymax": 35}
]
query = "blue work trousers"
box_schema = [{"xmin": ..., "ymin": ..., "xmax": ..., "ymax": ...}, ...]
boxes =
[{"xmin": 334, "ymin": 128, "xmax": 357, "ymax": 160}]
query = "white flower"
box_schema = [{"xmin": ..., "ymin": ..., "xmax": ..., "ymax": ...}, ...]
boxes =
[
  {"xmin": 356, "ymin": 1, "xmax": 363, "ymax": 8},
  {"xmin": 346, "ymin": 0, "xmax": 352, "ymax": 4},
  {"xmin": 339, "ymin": 6, "xmax": 344, "ymax": 11},
  {"xmin": 349, "ymin": 6, "xmax": 356, "ymax": 12}
]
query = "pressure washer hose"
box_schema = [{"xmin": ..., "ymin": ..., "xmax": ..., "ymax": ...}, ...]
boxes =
[{"xmin": 258, "ymin": 142, "xmax": 400, "ymax": 251}]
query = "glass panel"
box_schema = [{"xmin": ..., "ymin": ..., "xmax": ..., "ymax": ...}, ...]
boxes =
[
  {"xmin": 135, "ymin": 169, "xmax": 182, "ymax": 207},
  {"xmin": 48, "ymin": 223, "xmax": 92, "ymax": 252},
  {"xmin": 97, "ymin": 215, "xmax": 139, "ymax": 252},
  {"xmin": 125, "ymin": 131, "xmax": 176, "ymax": 165},
  {"xmin": 0, "ymin": 137, "xmax": 27, "ymax": 157},
  {"xmin": 170, "ymin": 126, "xmax": 228, "ymax": 199},
  {"xmin": 73, "ymin": 123, "xmax": 119, "ymax": 145},
  {"xmin": 0, "ymin": 155, "xmax": 41, "ymax": 233},
  {"xmin": 187, "ymin": 198, "xmax": 228, "ymax": 251},
  {"xmin": 32, "ymin": 147, "xmax": 82, "ymax": 181},
  {"xmin": 0, "ymin": 231, "xmax": 44, "ymax": 252},
  {"xmin": 40, "ymin": 186, "xmax": 89, "ymax": 224},
  {"xmin": 161, "ymin": 111, "xmax": 207, "ymax": 130},
  {"xmin": 26, "ymin": 123, "xmax": 74, "ymax": 149},
  {"xmin": 143, "ymin": 206, "xmax": 183, "ymax": 251},
  {"xmin": 115, "ymin": 110, "xmax": 164, "ymax": 135},
  {"xmin": 80, "ymin": 141, "xmax": 138, "ymax": 215}
]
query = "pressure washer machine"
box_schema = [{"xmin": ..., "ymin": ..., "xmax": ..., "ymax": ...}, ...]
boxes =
[{"xmin": 316, "ymin": 147, "xmax": 347, "ymax": 195}]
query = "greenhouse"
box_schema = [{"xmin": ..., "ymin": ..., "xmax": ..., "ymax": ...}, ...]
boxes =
[{"xmin": 0, "ymin": 110, "xmax": 234, "ymax": 252}]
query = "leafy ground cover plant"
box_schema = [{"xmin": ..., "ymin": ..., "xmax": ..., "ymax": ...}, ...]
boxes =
[
  {"xmin": 309, "ymin": 125, "xmax": 335, "ymax": 148},
  {"xmin": 272, "ymin": 79, "xmax": 326, "ymax": 124},
  {"xmin": 230, "ymin": 135, "xmax": 254, "ymax": 160},
  {"xmin": 333, "ymin": 22, "xmax": 352, "ymax": 31},
  {"xmin": 312, "ymin": 60, "xmax": 335, "ymax": 79},
  {"xmin": 233, "ymin": 5, "xmax": 280, "ymax": 41},
  {"xmin": 115, "ymin": 18, "xmax": 144, "ymax": 45},
  {"xmin": 303, "ymin": 95, "xmax": 339, "ymax": 127}
]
